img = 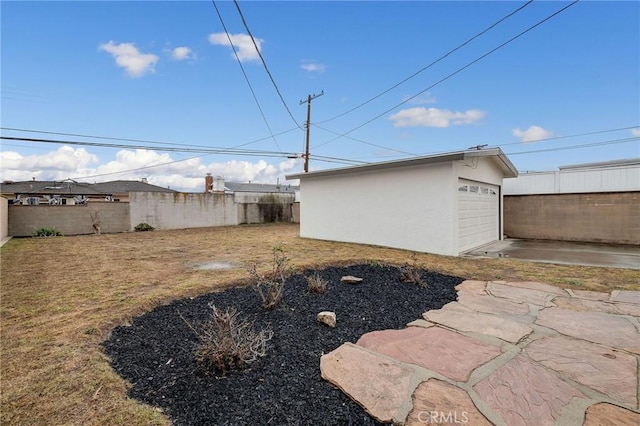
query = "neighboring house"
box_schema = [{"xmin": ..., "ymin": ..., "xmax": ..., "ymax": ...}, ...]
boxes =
[
  {"xmin": 286, "ymin": 148, "xmax": 518, "ymax": 256},
  {"xmin": 0, "ymin": 179, "xmax": 176, "ymax": 204},
  {"xmin": 503, "ymin": 158, "xmax": 640, "ymax": 245}
]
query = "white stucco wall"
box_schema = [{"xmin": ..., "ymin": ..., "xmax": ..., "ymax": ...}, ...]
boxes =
[
  {"xmin": 297, "ymin": 156, "xmax": 509, "ymax": 256},
  {"xmin": 299, "ymin": 162, "xmax": 459, "ymax": 256}
]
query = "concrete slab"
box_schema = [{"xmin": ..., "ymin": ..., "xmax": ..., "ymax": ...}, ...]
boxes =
[{"xmin": 465, "ymin": 239, "xmax": 640, "ymax": 270}]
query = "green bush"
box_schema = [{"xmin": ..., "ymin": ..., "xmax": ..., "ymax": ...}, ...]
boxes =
[
  {"xmin": 134, "ymin": 223, "xmax": 155, "ymax": 232},
  {"xmin": 33, "ymin": 227, "xmax": 63, "ymax": 237}
]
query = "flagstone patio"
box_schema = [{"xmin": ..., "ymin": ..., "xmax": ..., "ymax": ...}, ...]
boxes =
[{"xmin": 321, "ymin": 281, "xmax": 640, "ymax": 425}]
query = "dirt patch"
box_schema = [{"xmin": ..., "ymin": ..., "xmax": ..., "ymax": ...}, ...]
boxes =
[
  {"xmin": 102, "ymin": 264, "xmax": 462, "ymax": 425},
  {"xmin": 191, "ymin": 261, "xmax": 237, "ymax": 271}
]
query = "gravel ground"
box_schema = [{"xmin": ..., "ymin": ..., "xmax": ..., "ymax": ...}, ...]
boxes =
[{"xmin": 103, "ymin": 264, "xmax": 462, "ymax": 425}]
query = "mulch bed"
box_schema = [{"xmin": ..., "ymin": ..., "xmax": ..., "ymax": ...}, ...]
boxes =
[{"xmin": 102, "ymin": 264, "xmax": 462, "ymax": 425}]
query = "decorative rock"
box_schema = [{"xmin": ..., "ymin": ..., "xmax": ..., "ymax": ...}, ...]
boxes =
[
  {"xmin": 320, "ymin": 343, "xmax": 416, "ymax": 423},
  {"xmin": 424, "ymin": 303, "xmax": 533, "ymax": 343},
  {"xmin": 583, "ymin": 403, "xmax": 640, "ymax": 426},
  {"xmin": 341, "ymin": 275, "xmax": 363, "ymax": 284},
  {"xmin": 317, "ymin": 311, "xmax": 336, "ymax": 328},
  {"xmin": 536, "ymin": 308, "xmax": 640, "ymax": 355},
  {"xmin": 525, "ymin": 336, "xmax": 638, "ymax": 406},
  {"xmin": 474, "ymin": 355, "xmax": 588, "ymax": 426},
  {"xmin": 406, "ymin": 379, "xmax": 492, "ymax": 426},
  {"xmin": 357, "ymin": 326, "xmax": 501, "ymax": 382}
]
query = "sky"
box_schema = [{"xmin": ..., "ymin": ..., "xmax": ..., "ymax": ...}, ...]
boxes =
[{"xmin": 1, "ymin": 0, "xmax": 639, "ymax": 192}]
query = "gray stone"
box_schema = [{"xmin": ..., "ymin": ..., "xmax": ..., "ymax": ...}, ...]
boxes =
[
  {"xmin": 489, "ymin": 283, "xmax": 559, "ymax": 306},
  {"xmin": 610, "ymin": 290, "xmax": 640, "ymax": 305},
  {"xmin": 341, "ymin": 275, "xmax": 363, "ymax": 284},
  {"xmin": 456, "ymin": 293, "xmax": 530, "ymax": 318},
  {"xmin": 317, "ymin": 311, "xmax": 336, "ymax": 328},
  {"xmin": 455, "ymin": 280, "xmax": 488, "ymax": 296},
  {"xmin": 525, "ymin": 336, "xmax": 638, "ymax": 407},
  {"xmin": 552, "ymin": 296, "xmax": 640, "ymax": 317}
]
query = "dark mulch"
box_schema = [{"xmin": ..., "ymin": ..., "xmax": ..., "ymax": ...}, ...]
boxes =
[{"xmin": 102, "ymin": 264, "xmax": 462, "ymax": 425}]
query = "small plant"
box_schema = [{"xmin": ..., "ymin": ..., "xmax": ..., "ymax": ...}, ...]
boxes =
[
  {"xmin": 248, "ymin": 245, "xmax": 290, "ymax": 310},
  {"xmin": 134, "ymin": 222, "xmax": 155, "ymax": 232},
  {"xmin": 305, "ymin": 272, "xmax": 328, "ymax": 294},
  {"xmin": 33, "ymin": 227, "xmax": 63, "ymax": 237},
  {"xmin": 181, "ymin": 304, "xmax": 273, "ymax": 375},
  {"xmin": 398, "ymin": 253, "xmax": 426, "ymax": 287}
]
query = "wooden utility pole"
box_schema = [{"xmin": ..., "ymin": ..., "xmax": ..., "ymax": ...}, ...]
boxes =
[{"xmin": 300, "ymin": 91, "xmax": 324, "ymax": 172}]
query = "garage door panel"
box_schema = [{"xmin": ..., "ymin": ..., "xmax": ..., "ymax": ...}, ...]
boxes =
[{"xmin": 458, "ymin": 179, "xmax": 499, "ymax": 253}]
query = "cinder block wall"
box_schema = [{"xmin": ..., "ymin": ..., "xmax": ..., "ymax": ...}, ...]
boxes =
[
  {"xmin": 8, "ymin": 203, "xmax": 130, "ymax": 237},
  {"xmin": 504, "ymin": 192, "xmax": 639, "ymax": 245}
]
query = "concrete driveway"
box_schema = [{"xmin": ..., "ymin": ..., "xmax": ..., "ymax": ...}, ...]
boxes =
[{"xmin": 464, "ymin": 239, "xmax": 640, "ymax": 270}]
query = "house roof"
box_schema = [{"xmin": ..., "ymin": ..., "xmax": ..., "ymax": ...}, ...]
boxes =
[
  {"xmin": 0, "ymin": 179, "xmax": 176, "ymax": 196},
  {"xmin": 286, "ymin": 148, "xmax": 518, "ymax": 180},
  {"xmin": 93, "ymin": 180, "xmax": 177, "ymax": 193},
  {"xmin": 224, "ymin": 182, "xmax": 298, "ymax": 193},
  {"xmin": 0, "ymin": 180, "xmax": 111, "ymax": 196}
]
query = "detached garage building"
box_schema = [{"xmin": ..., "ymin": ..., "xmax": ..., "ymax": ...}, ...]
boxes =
[{"xmin": 286, "ymin": 148, "xmax": 518, "ymax": 256}]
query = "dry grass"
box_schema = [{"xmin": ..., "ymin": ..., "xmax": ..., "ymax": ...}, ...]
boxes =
[{"xmin": 1, "ymin": 223, "xmax": 638, "ymax": 425}]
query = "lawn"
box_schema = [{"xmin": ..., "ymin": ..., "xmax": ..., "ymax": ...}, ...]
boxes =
[{"xmin": 1, "ymin": 223, "xmax": 638, "ymax": 425}]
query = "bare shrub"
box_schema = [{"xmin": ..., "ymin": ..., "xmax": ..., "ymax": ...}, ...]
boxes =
[
  {"xmin": 89, "ymin": 211, "xmax": 101, "ymax": 235},
  {"xmin": 181, "ymin": 304, "xmax": 273, "ymax": 375},
  {"xmin": 305, "ymin": 272, "xmax": 328, "ymax": 294},
  {"xmin": 248, "ymin": 245, "xmax": 290, "ymax": 309},
  {"xmin": 398, "ymin": 253, "xmax": 426, "ymax": 287}
]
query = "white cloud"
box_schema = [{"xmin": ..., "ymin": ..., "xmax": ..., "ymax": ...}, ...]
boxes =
[
  {"xmin": 208, "ymin": 32, "xmax": 263, "ymax": 62},
  {"xmin": 171, "ymin": 46, "xmax": 194, "ymax": 61},
  {"xmin": 631, "ymin": 128, "xmax": 640, "ymax": 137},
  {"xmin": 512, "ymin": 125, "xmax": 554, "ymax": 143},
  {"xmin": 99, "ymin": 41, "xmax": 159, "ymax": 77},
  {"xmin": 389, "ymin": 107, "xmax": 486, "ymax": 128},
  {"xmin": 301, "ymin": 61, "xmax": 325, "ymax": 73},
  {"xmin": 0, "ymin": 147, "xmax": 301, "ymax": 192}
]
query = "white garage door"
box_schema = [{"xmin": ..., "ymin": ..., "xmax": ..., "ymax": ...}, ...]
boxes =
[{"xmin": 458, "ymin": 179, "xmax": 500, "ymax": 253}]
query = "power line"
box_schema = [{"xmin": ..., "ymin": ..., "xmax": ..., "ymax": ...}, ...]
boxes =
[
  {"xmin": 505, "ymin": 137, "xmax": 638, "ymax": 156},
  {"xmin": 316, "ymin": 0, "xmax": 535, "ymax": 125},
  {"xmin": 312, "ymin": 123, "xmax": 416, "ymax": 156},
  {"xmin": 209, "ymin": 0, "xmax": 283, "ymax": 153},
  {"xmin": 491, "ymin": 125, "xmax": 640, "ymax": 148},
  {"xmin": 233, "ymin": 0, "xmax": 304, "ymax": 131},
  {"xmin": 315, "ymin": 0, "xmax": 581, "ymax": 150}
]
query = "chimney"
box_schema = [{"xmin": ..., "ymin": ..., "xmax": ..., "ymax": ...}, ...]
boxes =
[
  {"xmin": 213, "ymin": 175, "xmax": 225, "ymax": 192},
  {"xmin": 205, "ymin": 173, "xmax": 213, "ymax": 193},
  {"xmin": 141, "ymin": 177, "xmax": 148, "ymax": 183}
]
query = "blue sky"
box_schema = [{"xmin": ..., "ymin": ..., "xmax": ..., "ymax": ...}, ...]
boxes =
[{"xmin": 1, "ymin": 0, "xmax": 638, "ymax": 191}]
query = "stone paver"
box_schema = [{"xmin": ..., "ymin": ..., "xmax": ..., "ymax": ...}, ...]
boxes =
[
  {"xmin": 552, "ymin": 296, "xmax": 640, "ymax": 317},
  {"xmin": 525, "ymin": 336, "xmax": 638, "ymax": 407},
  {"xmin": 405, "ymin": 379, "xmax": 492, "ymax": 426},
  {"xmin": 455, "ymin": 280, "xmax": 488, "ymax": 296},
  {"xmin": 424, "ymin": 303, "xmax": 533, "ymax": 343},
  {"xmin": 456, "ymin": 293, "xmax": 530, "ymax": 317},
  {"xmin": 321, "ymin": 281, "xmax": 640, "ymax": 425},
  {"xmin": 489, "ymin": 282, "xmax": 560, "ymax": 306},
  {"xmin": 474, "ymin": 355, "xmax": 589, "ymax": 426},
  {"xmin": 611, "ymin": 290, "xmax": 640, "ymax": 305},
  {"xmin": 320, "ymin": 343, "xmax": 416, "ymax": 423},
  {"xmin": 536, "ymin": 308, "xmax": 640, "ymax": 354},
  {"xmin": 357, "ymin": 326, "xmax": 502, "ymax": 382},
  {"xmin": 583, "ymin": 403, "xmax": 640, "ymax": 426}
]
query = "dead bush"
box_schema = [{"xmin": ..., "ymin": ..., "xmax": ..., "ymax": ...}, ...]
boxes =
[
  {"xmin": 305, "ymin": 272, "xmax": 328, "ymax": 294},
  {"xmin": 248, "ymin": 245, "xmax": 290, "ymax": 309},
  {"xmin": 181, "ymin": 304, "xmax": 273, "ymax": 375},
  {"xmin": 398, "ymin": 253, "xmax": 426, "ymax": 287}
]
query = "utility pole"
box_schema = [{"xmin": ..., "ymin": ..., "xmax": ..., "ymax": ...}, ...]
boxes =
[{"xmin": 300, "ymin": 91, "xmax": 324, "ymax": 172}]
